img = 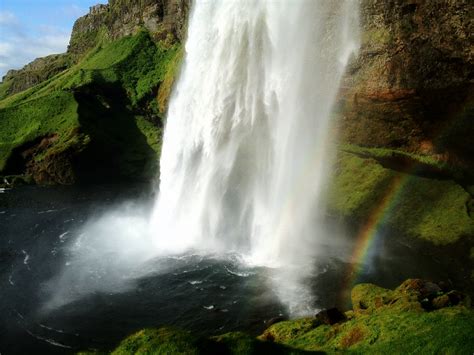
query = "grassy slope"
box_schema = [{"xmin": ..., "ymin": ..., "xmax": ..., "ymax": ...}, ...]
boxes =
[
  {"xmin": 264, "ymin": 305, "xmax": 473, "ymax": 354},
  {"xmin": 326, "ymin": 150, "xmax": 474, "ymax": 245},
  {"xmin": 0, "ymin": 30, "xmax": 182, "ymax": 182},
  {"xmin": 86, "ymin": 281, "xmax": 474, "ymax": 355},
  {"xmin": 263, "ymin": 281, "xmax": 474, "ymax": 354}
]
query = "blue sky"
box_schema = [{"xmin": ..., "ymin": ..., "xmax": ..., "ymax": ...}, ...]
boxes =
[{"xmin": 0, "ymin": 0, "xmax": 106, "ymax": 78}]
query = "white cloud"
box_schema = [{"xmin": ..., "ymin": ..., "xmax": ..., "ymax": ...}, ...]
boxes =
[
  {"xmin": 0, "ymin": 42, "xmax": 14, "ymax": 56},
  {"xmin": 60, "ymin": 4, "xmax": 87, "ymax": 18},
  {"xmin": 0, "ymin": 11, "xmax": 18, "ymax": 26},
  {"xmin": 0, "ymin": 12, "xmax": 71, "ymax": 78}
]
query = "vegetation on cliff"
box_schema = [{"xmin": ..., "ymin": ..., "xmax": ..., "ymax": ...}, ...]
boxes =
[
  {"xmin": 326, "ymin": 149, "xmax": 474, "ymax": 245},
  {"xmin": 0, "ymin": 30, "xmax": 183, "ymax": 184}
]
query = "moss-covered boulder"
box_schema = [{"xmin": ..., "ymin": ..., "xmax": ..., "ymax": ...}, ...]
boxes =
[
  {"xmin": 108, "ymin": 328, "xmax": 310, "ymax": 355},
  {"xmin": 111, "ymin": 328, "xmax": 201, "ymax": 355},
  {"xmin": 261, "ymin": 280, "xmax": 474, "ymax": 354}
]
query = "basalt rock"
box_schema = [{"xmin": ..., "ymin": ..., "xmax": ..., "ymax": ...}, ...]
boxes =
[
  {"xmin": 338, "ymin": 0, "xmax": 474, "ymax": 170},
  {"xmin": 315, "ymin": 308, "xmax": 347, "ymax": 325},
  {"xmin": 68, "ymin": 0, "xmax": 191, "ymax": 57}
]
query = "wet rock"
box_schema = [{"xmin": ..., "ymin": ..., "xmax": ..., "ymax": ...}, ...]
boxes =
[
  {"xmin": 352, "ymin": 283, "xmax": 396, "ymax": 314},
  {"xmin": 338, "ymin": 0, "xmax": 474, "ymax": 169},
  {"xmin": 432, "ymin": 294, "xmax": 450, "ymax": 309},
  {"xmin": 396, "ymin": 279, "xmax": 441, "ymax": 300},
  {"xmin": 315, "ymin": 308, "xmax": 346, "ymax": 325},
  {"xmin": 446, "ymin": 290, "xmax": 467, "ymax": 306}
]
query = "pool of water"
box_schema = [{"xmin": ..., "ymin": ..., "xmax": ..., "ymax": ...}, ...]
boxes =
[{"xmin": 0, "ymin": 184, "xmax": 452, "ymax": 354}]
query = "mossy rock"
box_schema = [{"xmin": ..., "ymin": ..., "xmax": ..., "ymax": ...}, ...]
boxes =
[
  {"xmin": 112, "ymin": 328, "xmax": 200, "ymax": 355},
  {"xmin": 327, "ymin": 149, "xmax": 474, "ymax": 245},
  {"xmin": 109, "ymin": 328, "xmax": 311, "ymax": 355},
  {"xmin": 261, "ymin": 281, "xmax": 474, "ymax": 354}
]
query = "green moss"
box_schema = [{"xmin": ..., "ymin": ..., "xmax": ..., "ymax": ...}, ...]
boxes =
[
  {"xmin": 108, "ymin": 328, "xmax": 313, "ymax": 355},
  {"xmin": 327, "ymin": 151, "xmax": 391, "ymax": 219},
  {"xmin": 342, "ymin": 144, "xmax": 450, "ymax": 171},
  {"xmin": 259, "ymin": 318, "xmax": 320, "ymax": 343},
  {"xmin": 0, "ymin": 78, "xmax": 13, "ymax": 101},
  {"xmin": 0, "ymin": 91, "xmax": 80, "ymax": 170},
  {"xmin": 362, "ymin": 27, "xmax": 392, "ymax": 46},
  {"xmin": 263, "ymin": 282, "xmax": 474, "ymax": 354},
  {"xmin": 99, "ymin": 281, "xmax": 474, "ymax": 354},
  {"xmin": 327, "ymin": 150, "xmax": 474, "ymax": 244},
  {"xmin": 280, "ymin": 306, "xmax": 474, "ymax": 354},
  {"xmin": 112, "ymin": 328, "xmax": 200, "ymax": 355},
  {"xmin": 157, "ymin": 46, "xmax": 184, "ymax": 114},
  {"xmin": 136, "ymin": 117, "xmax": 162, "ymax": 156}
]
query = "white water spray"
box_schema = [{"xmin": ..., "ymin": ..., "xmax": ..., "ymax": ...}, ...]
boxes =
[{"xmin": 150, "ymin": 1, "xmax": 360, "ymax": 313}]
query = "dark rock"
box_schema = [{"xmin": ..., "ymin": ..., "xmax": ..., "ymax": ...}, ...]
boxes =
[
  {"xmin": 397, "ymin": 279, "xmax": 441, "ymax": 300},
  {"xmin": 338, "ymin": 0, "xmax": 474, "ymax": 172},
  {"xmin": 315, "ymin": 308, "xmax": 346, "ymax": 325},
  {"xmin": 420, "ymin": 282, "xmax": 442, "ymax": 300},
  {"xmin": 432, "ymin": 294, "xmax": 450, "ymax": 309},
  {"xmin": 447, "ymin": 290, "xmax": 465, "ymax": 306}
]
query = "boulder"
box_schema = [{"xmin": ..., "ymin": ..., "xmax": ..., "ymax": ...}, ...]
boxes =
[{"xmin": 315, "ymin": 308, "xmax": 347, "ymax": 325}]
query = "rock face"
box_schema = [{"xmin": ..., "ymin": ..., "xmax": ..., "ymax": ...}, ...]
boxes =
[
  {"xmin": 69, "ymin": 0, "xmax": 190, "ymax": 56},
  {"xmin": 327, "ymin": 0, "xmax": 474, "ymax": 272},
  {"xmin": 0, "ymin": 0, "xmax": 190, "ymax": 99},
  {"xmin": 0, "ymin": 54, "xmax": 71, "ymax": 99},
  {"xmin": 339, "ymin": 0, "xmax": 473, "ymax": 167}
]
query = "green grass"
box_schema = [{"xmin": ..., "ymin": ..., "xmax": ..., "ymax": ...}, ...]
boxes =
[
  {"xmin": 0, "ymin": 78, "xmax": 12, "ymax": 101},
  {"xmin": 0, "ymin": 30, "xmax": 182, "ymax": 182},
  {"xmin": 262, "ymin": 282, "xmax": 474, "ymax": 354},
  {"xmin": 0, "ymin": 91, "xmax": 81, "ymax": 170},
  {"xmin": 327, "ymin": 150, "xmax": 474, "ymax": 244},
  {"xmin": 95, "ymin": 281, "xmax": 474, "ymax": 355},
  {"xmin": 109, "ymin": 328, "xmax": 313, "ymax": 354},
  {"xmin": 341, "ymin": 144, "xmax": 442, "ymax": 167},
  {"xmin": 112, "ymin": 328, "xmax": 200, "ymax": 355},
  {"xmin": 267, "ymin": 306, "xmax": 474, "ymax": 354}
]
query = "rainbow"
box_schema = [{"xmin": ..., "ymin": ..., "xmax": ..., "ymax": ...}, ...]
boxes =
[
  {"xmin": 338, "ymin": 100, "xmax": 471, "ymax": 301},
  {"xmin": 340, "ymin": 172, "xmax": 409, "ymax": 302}
]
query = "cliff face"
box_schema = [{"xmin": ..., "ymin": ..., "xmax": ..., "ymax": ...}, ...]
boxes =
[
  {"xmin": 339, "ymin": 0, "xmax": 473, "ymax": 165},
  {"xmin": 69, "ymin": 0, "xmax": 190, "ymax": 56},
  {"xmin": 0, "ymin": 0, "xmax": 190, "ymax": 99},
  {"xmin": 0, "ymin": 54, "xmax": 72, "ymax": 100},
  {"xmin": 330, "ymin": 0, "xmax": 474, "ymax": 280},
  {"xmin": 0, "ymin": 0, "xmax": 190, "ymax": 185}
]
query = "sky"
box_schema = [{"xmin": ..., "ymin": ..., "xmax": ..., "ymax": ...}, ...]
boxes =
[{"xmin": 0, "ymin": 0, "xmax": 106, "ymax": 78}]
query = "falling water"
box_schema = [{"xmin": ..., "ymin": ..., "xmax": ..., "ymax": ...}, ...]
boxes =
[{"xmin": 150, "ymin": 0, "xmax": 360, "ymax": 314}]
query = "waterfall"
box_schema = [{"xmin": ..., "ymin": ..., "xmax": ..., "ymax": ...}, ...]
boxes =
[{"xmin": 150, "ymin": 0, "xmax": 360, "ymax": 313}]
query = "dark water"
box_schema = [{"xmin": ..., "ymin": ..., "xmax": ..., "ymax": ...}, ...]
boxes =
[{"xmin": 0, "ymin": 185, "xmax": 453, "ymax": 354}]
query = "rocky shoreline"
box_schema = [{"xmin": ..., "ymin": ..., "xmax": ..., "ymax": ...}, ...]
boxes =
[{"xmin": 82, "ymin": 279, "xmax": 473, "ymax": 354}]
